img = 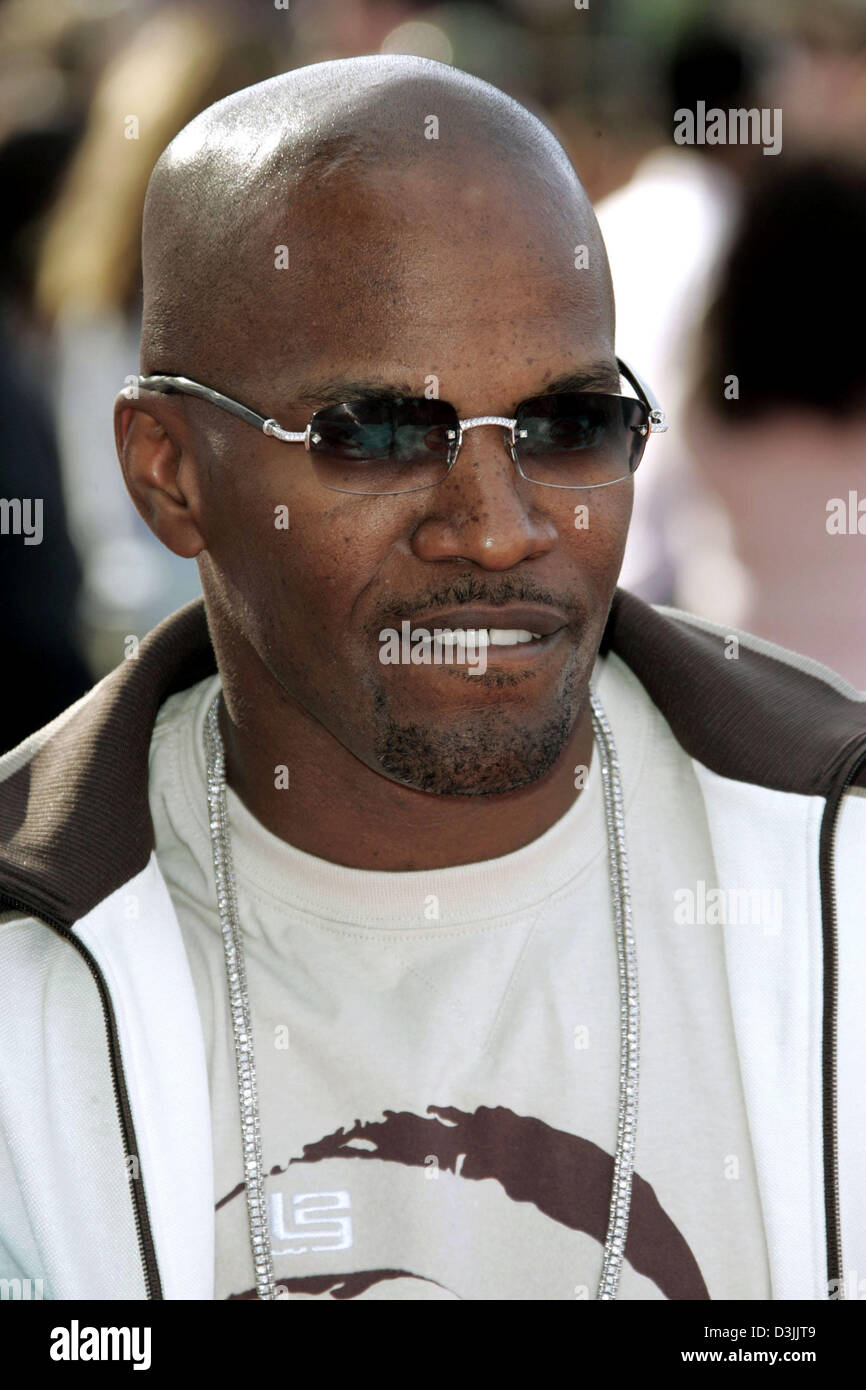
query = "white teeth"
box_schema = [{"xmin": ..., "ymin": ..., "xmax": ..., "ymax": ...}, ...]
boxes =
[
  {"xmin": 414, "ymin": 627, "xmax": 545, "ymax": 646},
  {"xmin": 488, "ymin": 628, "xmax": 535, "ymax": 646},
  {"xmin": 431, "ymin": 629, "xmax": 485, "ymax": 646},
  {"xmin": 430, "ymin": 628, "xmax": 542, "ymax": 646}
]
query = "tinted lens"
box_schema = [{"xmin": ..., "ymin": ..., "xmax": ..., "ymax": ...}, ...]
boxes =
[
  {"xmin": 513, "ymin": 393, "xmax": 649, "ymax": 487},
  {"xmin": 308, "ymin": 397, "xmax": 458, "ymax": 494}
]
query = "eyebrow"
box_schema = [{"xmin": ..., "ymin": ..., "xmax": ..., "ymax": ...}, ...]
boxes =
[
  {"xmin": 290, "ymin": 358, "xmax": 622, "ymax": 409},
  {"xmin": 540, "ymin": 362, "xmax": 622, "ymax": 396}
]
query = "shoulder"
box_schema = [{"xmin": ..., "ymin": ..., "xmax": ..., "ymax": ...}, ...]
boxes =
[{"xmin": 604, "ymin": 590, "xmax": 866, "ymax": 797}]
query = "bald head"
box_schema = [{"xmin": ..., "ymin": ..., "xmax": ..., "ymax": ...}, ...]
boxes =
[{"xmin": 140, "ymin": 55, "xmax": 612, "ymax": 391}]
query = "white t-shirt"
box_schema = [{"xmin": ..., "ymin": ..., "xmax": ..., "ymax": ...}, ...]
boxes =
[{"xmin": 148, "ymin": 650, "xmax": 771, "ymax": 1300}]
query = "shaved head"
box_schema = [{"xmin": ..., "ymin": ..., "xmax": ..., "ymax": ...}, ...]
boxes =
[{"xmin": 140, "ymin": 54, "xmax": 613, "ymax": 389}]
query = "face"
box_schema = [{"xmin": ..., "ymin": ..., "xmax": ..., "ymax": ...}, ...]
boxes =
[{"xmin": 179, "ymin": 162, "xmax": 630, "ymax": 796}]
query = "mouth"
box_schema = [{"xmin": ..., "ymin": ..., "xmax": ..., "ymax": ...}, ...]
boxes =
[
  {"xmin": 378, "ymin": 604, "xmax": 570, "ymax": 676},
  {"xmin": 415, "ymin": 628, "xmax": 546, "ymax": 649},
  {"xmin": 419, "ymin": 628, "xmax": 563, "ymax": 671},
  {"xmin": 405, "ymin": 605, "xmax": 568, "ymax": 640}
]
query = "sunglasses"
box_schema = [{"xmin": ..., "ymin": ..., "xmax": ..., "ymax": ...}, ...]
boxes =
[{"xmin": 133, "ymin": 355, "xmax": 667, "ymax": 496}]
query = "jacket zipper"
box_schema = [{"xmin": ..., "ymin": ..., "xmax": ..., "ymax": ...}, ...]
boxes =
[
  {"xmin": 0, "ymin": 897, "xmax": 163, "ymax": 1300},
  {"xmin": 818, "ymin": 738, "xmax": 866, "ymax": 1300}
]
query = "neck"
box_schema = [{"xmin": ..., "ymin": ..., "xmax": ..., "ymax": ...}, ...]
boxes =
[{"xmin": 215, "ymin": 680, "xmax": 595, "ymax": 874}]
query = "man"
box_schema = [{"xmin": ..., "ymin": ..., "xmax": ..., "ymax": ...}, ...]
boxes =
[{"xmin": 0, "ymin": 56, "xmax": 863, "ymax": 1302}]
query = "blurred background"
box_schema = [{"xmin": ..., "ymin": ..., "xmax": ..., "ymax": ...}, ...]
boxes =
[{"xmin": 1, "ymin": 0, "xmax": 865, "ymax": 750}]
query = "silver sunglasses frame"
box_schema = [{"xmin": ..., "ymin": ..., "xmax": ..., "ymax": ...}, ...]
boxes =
[{"xmin": 132, "ymin": 355, "xmax": 668, "ymax": 493}]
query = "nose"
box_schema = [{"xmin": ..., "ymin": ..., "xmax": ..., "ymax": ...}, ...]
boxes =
[{"xmin": 409, "ymin": 421, "xmax": 558, "ymax": 570}]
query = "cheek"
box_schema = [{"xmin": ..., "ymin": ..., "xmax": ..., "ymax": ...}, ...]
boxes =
[
  {"xmin": 277, "ymin": 497, "xmax": 394, "ymax": 619},
  {"xmin": 562, "ymin": 479, "xmax": 633, "ymax": 575},
  {"xmin": 210, "ymin": 474, "xmax": 400, "ymax": 648}
]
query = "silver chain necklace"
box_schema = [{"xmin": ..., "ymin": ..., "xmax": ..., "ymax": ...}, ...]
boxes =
[{"xmin": 204, "ymin": 686, "xmax": 639, "ymax": 1301}]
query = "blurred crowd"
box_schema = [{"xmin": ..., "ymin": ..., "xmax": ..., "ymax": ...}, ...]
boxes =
[{"xmin": 1, "ymin": 0, "xmax": 865, "ymax": 751}]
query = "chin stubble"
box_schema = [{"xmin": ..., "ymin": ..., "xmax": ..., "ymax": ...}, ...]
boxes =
[{"xmin": 370, "ymin": 655, "xmax": 581, "ymax": 796}]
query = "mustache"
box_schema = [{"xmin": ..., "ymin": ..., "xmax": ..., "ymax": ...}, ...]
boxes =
[{"xmin": 370, "ymin": 574, "xmax": 579, "ymax": 630}]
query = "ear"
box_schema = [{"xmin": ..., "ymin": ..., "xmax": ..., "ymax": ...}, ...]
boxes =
[{"xmin": 114, "ymin": 389, "xmax": 206, "ymax": 559}]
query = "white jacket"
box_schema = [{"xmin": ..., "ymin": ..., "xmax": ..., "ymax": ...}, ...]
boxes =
[{"xmin": 0, "ymin": 591, "xmax": 864, "ymax": 1300}]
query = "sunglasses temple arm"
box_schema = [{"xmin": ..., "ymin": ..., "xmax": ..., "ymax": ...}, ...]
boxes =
[
  {"xmin": 615, "ymin": 357, "xmax": 669, "ymax": 433},
  {"xmin": 134, "ymin": 374, "xmax": 307, "ymax": 441}
]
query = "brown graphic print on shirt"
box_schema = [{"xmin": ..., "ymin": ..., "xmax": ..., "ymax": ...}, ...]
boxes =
[{"xmin": 219, "ymin": 1104, "xmax": 709, "ymax": 1300}]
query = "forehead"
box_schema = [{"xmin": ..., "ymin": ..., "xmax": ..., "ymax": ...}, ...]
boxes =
[{"xmin": 249, "ymin": 160, "xmax": 614, "ymax": 389}]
